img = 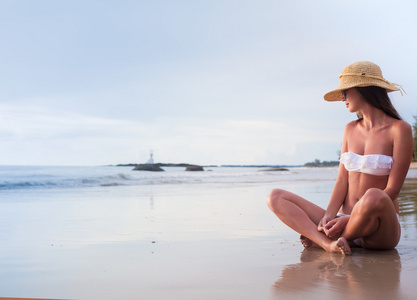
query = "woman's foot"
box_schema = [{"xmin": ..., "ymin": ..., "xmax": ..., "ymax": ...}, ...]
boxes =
[
  {"xmin": 301, "ymin": 235, "xmax": 351, "ymax": 255},
  {"xmin": 329, "ymin": 237, "xmax": 351, "ymax": 255},
  {"xmin": 300, "ymin": 235, "xmax": 320, "ymax": 248}
]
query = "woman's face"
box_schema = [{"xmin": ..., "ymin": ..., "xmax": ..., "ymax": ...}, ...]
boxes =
[{"xmin": 342, "ymin": 88, "xmax": 364, "ymax": 113}]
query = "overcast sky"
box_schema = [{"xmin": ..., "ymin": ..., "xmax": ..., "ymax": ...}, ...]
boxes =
[{"xmin": 1, "ymin": 0, "xmax": 416, "ymax": 166}]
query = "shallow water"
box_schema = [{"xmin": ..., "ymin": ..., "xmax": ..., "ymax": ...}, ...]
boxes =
[
  {"xmin": 399, "ymin": 178, "xmax": 417, "ymax": 215},
  {"xmin": 399, "ymin": 178, "xmax": 417, "ymax": 241},
  {"xmin": 0, "ymin": 166, "xmax": 416, "ymax": 299}
]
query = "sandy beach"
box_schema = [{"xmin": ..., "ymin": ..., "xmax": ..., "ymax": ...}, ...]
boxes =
[{"xmin": 0, "ymin": 166, "xmax": 416, "ymax": 299}]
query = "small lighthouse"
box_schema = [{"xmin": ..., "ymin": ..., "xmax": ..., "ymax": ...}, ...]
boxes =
[{"xmin": 145, "ymin": 150, "xmax": 154, "ymax": 164}]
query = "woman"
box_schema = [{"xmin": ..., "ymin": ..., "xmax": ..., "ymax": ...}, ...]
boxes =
[{"xmin": 267, "ymin": 61, "xmax": 414, "ymax": 255}]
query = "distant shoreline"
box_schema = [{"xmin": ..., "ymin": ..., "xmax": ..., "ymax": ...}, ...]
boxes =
[
  {"xmin": 116, "ymin": 163, "xmax": 303, "ymax": 168},
  {"xmin": 115, "ymin": 161, "xmax": 417, "ymax": 169},
  {"xmin": 116, "ymin": 163, "xmax": 202, "ymax": 167}
]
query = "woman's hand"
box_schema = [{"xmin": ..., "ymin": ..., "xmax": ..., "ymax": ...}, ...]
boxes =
[
  {"xmin": 318, "ymin": 216, "xmax": 331, "ymax": 233},
  {"xmin": 318, "ymin": 216, "xmax": 349, "ymax": 240}
]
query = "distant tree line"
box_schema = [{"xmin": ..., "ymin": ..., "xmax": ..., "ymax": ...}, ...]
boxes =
[{"xmin": 304, "ymin": 159, "xmax": 339, "ymax": 167}]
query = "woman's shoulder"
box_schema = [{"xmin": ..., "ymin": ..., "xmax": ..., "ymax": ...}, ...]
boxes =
[
  {"xmin": 392, "ymin": 119, "xmax": 411, "ymax": 130},
  {"xmin": 391, "ymin": 120, "xmax": 414, "ymax": 162},
  {"xmin": 391, "ymin": 119, "xmax": 412, "ymax": 136},
  {"xmin": 344, "ymin": 120, "xmax": 361, "ymax": 131}
]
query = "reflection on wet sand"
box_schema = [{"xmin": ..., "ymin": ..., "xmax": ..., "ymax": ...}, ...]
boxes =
[
  {"xmin": 398, "ymin": 178, "xmax": 417, "ymax": 239},
  {"xmin": 272, "ymin": 248, "xmax": 401, "ymax": 299},
  {"xmin": 399, "ymin": 178, "xmax": 417, "ymax": 216}
]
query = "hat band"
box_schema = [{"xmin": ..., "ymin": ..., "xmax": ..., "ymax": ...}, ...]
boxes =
[{"xmin": 339, "ymin": 73, "xmax": 406, "ymax": 95}]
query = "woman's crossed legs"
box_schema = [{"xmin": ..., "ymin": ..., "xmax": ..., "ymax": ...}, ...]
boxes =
[{"xmin": 267, "ymin": 188, "xmax": 400, "ymax": 255}]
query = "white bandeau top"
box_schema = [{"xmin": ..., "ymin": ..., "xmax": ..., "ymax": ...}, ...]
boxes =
[{"xmin": 340, "ymin": 152, "xmax": 393, "ymax": 176}]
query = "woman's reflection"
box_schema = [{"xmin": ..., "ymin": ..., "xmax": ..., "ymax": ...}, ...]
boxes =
[{"xmin": 272, "ymin": 248, "xmax": 401, "ymax": 299}]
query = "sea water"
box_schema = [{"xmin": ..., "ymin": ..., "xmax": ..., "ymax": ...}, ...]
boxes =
[
  {"xmin": 0, "ymin": 165, "xmax": 416, "ymax": 299},
  {"xmin": 1, "ymin": 164, "xmax": 416, "ymax": 222},
  {"xmin": 1, "ymin": 164, "xmax": 416, "ymax": 216},
  {"xmin": 1, "ymin": 164, "xmax": 415, "ymax": 243},
  {"xmin": 0, "ymin": 165, "xmax": 341, "ymax": 246},
  {"xmin": 0, "ymin": 165, "xmax": 342, "ymax": 191}
]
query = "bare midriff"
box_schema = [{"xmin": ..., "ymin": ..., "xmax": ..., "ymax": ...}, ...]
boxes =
[{"xmin": 340, "ymin": 172, "xmax": 399, "ymax": 214}]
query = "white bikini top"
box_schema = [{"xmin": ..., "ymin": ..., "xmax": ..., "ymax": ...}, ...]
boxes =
[{"xmin": 340, "ymin": 152, "xmax": 393, "ymax": 176}]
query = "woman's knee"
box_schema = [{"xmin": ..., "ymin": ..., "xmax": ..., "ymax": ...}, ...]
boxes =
[
  {"xmin": 267, "ymin": 188, "xmax": 287, "ymax": 210},
  {"xmin": 358, "ymin": 188, "xmax": 391, "ymax": 214}
]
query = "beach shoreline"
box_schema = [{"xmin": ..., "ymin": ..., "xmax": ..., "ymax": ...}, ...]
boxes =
[{"xmin": 0, "ymin": 167, "xmax": 416, "ymax": 299}]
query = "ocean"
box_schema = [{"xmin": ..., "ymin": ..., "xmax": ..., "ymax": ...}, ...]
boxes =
[
  {"xmin": 0, "ymin": 165, "xmax": 416, "ymax": 299},
  {"xmin": 0, "ymin": 165, "xmax": 344, "ymax": 191}
]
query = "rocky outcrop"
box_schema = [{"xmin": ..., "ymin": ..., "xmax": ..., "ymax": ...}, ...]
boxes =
[
  {"xmin": 258, "ymin": 167, "xmax": 289, "ymax": 172},
  {"xmin": 185, "ymin": 165, "xmax": 204, "ymax": 171},
  {"xmin": 133, "ymin": 164, "xmax": 165, "ymax": 172}
]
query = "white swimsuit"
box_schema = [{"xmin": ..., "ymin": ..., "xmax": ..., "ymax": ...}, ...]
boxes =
[{"xmin": 340, "ymin": 152, "xmax": 393, "ymax": 176}]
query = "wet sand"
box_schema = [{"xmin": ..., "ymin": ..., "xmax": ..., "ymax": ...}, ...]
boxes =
[{"xmin": 0, "ymin": 173, "xmax": 416, "ymax": 299}]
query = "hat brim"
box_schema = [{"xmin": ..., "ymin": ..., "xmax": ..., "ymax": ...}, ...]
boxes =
[{"xmin": 323, "ymin": 82, "xmax": 400, "ymax": 102}]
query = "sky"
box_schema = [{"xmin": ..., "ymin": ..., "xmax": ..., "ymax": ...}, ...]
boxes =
[{"xmin": 1, "ymin": 0, "xmax": 416, "ymax": 166}]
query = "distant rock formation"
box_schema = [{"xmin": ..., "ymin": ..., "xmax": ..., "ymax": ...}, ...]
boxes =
[
  {"xmin": 133, "ymin": 164, "xmax": 165, "ymax": 172},
  {"xmin": 118, "ymin": 163, "xmax": 201, "ymax": 168},
  {"xmin": 258, "ymin": 167, "xmax": 289, "ymax": 172},
  {"xmin": 185, "ymin": 165, "xmax": 204, "ymax": 171}
]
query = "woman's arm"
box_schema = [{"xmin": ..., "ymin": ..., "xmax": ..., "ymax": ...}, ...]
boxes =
[
  {"xmin": 325, "ymin": 171, "xmax": 349, "ymax": 217},
  {"xmin": 319, "ymin": 123, "xmax": 350, "ymax": 228},
  {"xmin": 318, "ymin": 171, "xmax": 349, "ymax": 237},
  {"xmin": 326, "ymin": 123, "xmax": 351, "ymax": 217},
  {"xmin": 384, "ymin": 121, "xmax": 413, "ymax": 200}
]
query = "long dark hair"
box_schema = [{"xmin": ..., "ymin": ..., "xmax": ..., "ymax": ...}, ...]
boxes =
[{"xmin": 355, "ymin": 86, "xmax": 402, "ymax": 120}]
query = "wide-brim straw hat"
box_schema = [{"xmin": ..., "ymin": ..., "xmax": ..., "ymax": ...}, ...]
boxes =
[{"xmin": 323, "ymin": 61, "xmax": 403, "ymax": 101}]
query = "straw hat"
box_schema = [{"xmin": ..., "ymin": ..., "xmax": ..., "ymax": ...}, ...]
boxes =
[{"xmin": 323, "ymin": 61, "xmax": 403, "ymax": 101}]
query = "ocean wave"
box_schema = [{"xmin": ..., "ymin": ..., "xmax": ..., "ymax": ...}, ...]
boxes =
[
  {"xmin": 0, "ymin": 181, "xmax": 58, "ymax": 189},
  {"xmin": 0, "ymin": 166, "xmax": 342, "ymax": 191}
]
